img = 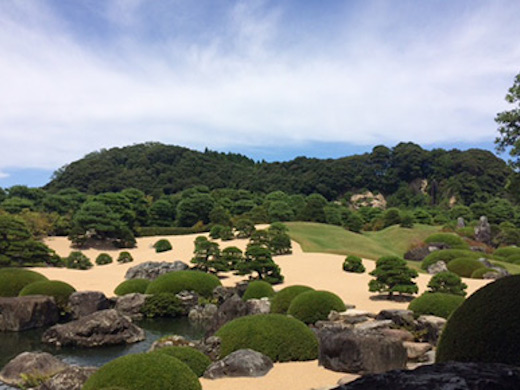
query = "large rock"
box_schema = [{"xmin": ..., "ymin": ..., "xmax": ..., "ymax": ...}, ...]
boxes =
[
  {"xmin": 427, "ymin": 261, "xmax": 448, "ymax": 275},
  {"xmin": 203, "ymin": 349, "xmax": 273, "ymax": 379},
  {"xmin": 333, "ymin": 361, "xmax": 520, "ymax": 390},
  {"xmin": 246, "ymin": 298, "xmax": 271, "ymax": 315},
  {"xmin": 68, "ymin": 291, "xmax": 110, "ymax": 319},
  {"xmin": 402, "ymin": 342, "xmax": 432, "ymax": 361},
  {"xmin": 317, "ymin": 328, "xmax": 407, "ymax": 374},
  {"xmin": 196, "ymin": 336, "xmax": 222, "ymax": 361},
  {"xmin": 37, "ymin": 366, "xmax": 97, "ymax": 390},
  {"xmin": 124, "ymin": 261, "xmax": 189, "ymax": 280},
  {"xmin": 115, "ymin": 293, "xmax": 148, "ymax": 320},
  {"xmin": 176, "ymin": 290, "xmax": 199, "ymax": 312},
  {"xmin": 416, "ymin": 315, "xmax": 446, "ymax": 344},
  {"xmin": 0, "ymin": 352, "xmax": 68, "ymax": 386},
  {"xmin": 474, "ymin": 216, "xmax": 491, "ymax": 245},
  {"xmin": 149, "ymin": 334, "xmax": 196, "ymax": 351},
  {"xmin": 403, "ymin": 247, "xmax": 431, "ymax": 262},
  {"xmin": 42, "ymin": 309, "xmax": 145, "ymax": 348},
  {"xmin": 213, "ymin": 286, "xmax": 237, "ymax": 304},
  {"xmin": 376, "ymin": 310, "xmax": 414, "ymax": 327},
  {"xmin": 189, "ymin": 304, "xmax": 218, "ymax": 323},
  {"xmin": 207, "ymin": 294, "xmax": 248, "ymax": 334},
  {"xmin": 0, "ymin": 296, "xmax": 59, "ymax": 331}
]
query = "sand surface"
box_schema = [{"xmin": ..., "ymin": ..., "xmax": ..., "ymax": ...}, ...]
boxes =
[{"xmin": 35, "ymin": 232, "xmax": 490, "ymax": 390}]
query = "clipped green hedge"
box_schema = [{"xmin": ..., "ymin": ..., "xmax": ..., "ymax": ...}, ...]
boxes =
[
  {"xmin": 82, "ymin": 353, "xmax": 201, "ymax": 390},
  {"xmin": 136, "ymin": 226, "xmax": 208, "ymax": 237},
  {"xmin": 0, "ymin": 268, "xmax": 48, "ymax": 297},
  {"xmin": 270, "ymin": 285, "xmax": 315, "ymax": 314},
  {"xmin": 242, "ymin": 281, "xmax": 275, "ymax": 301},
  {"xmin": 288, "ymin": 290, "xmax": 346, "ymax": 324},
  {"xmin": 471, "ymin": 267, "xmax": 498, "ymax": 279},
  {"xmin": 153, "ymin": 239, "xmax": 172, "ymax": 253},
  {"xmin": 421, "ymin": 249, "xmax": 481, "ymax": 270},
  {"xmin": 493, "ymin": 246, "xmax": 520, "ymax": 261},
  {"xmin": 114, "ymin": 279, "xmax": 150, "ymax": 296},
  {"xmin": 408, "ymin": 292, "xmax": 465, "ymax": 319},
  {"xmin": 145, "ymin": 270, "xmax": 221, "ymax": 298},
  {"xmin": 117, "ymin": 252, "xmax": 134, "ymax": 264},
  {"xmin": 19, "ymin": 280, "xmax": 76, "ymax": 308},
  {"xmin": 150, "ymin": 347, "xmax": 211, "ymax": 377},
  {"xmin": 447, "ymin": 257, "xmax": 485, "ymax": 278},
  {"xmin": 424, "ymin": 233, "xmax": 469, "ymax": 249},
  {"xmin": 141, "ymin": 293, "xmax": 184, "ymax": 318},
  {"xmin": 96, "ymin": 253, "xmax": 113, "ymax": 266},
  {"xmin": 437, "ymin": 275, "xmax": 520, "ymax": 365},
  {"xmin": 216, "ymin": 314, "xmax": 319, "ymax": 362},
  {"xmin": 65, "ymin": 251, "xmax": 93, "ymax": 270},
  {"xmin": 342, "ymin": 255, "xmax": 365, "ymax": 273}
]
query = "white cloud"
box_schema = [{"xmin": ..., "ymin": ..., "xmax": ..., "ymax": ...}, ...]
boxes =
[{"xmin": 0, "ymin": 171, "xmax": 9, "ymax": 179}]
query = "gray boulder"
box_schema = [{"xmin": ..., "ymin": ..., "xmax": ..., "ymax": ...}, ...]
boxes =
[
  {"xmin": 124, "ymin": 261, "xmax": 188, "ymax": 280},
  {"xmin": 207, "ymin": 294, "xmax": 248, "ymax": 334},
  {"xmin": 37, "ymin": 366, "xmax": 97, "ymax": 390},
  {"xmin": 0, "ymin": 352, "xmax": 68, "ymax": 386},
  {"xmin": 196, "ymin": 336, "xmax": 222, "ymax": 361},
  {"xmin": 474, "ymin": 216, "xmax": 491, "ymax": 245},
  {"xmin": 68, "ymin": 291, "xmax": 110, "ymax": 319},
  {"xmin": 115, "ymin": 293, "xmax": 148, "ymax": 320},
  {"xmin": 189, "ymin": 304, "xmax": 218, "ymax": 323},
  {"xmin": 176, "ymin": 290, "xmax": 199, "ymax": 312},
  {"xmin": 403, "ymin": 247, "xmax": 431, "ymax": 262},
  {"xmin": 0, "ymin": 296, "xmax": 59, "ymax": 331},
  {"xmin": 427, "ymin": 261, "xmax": 448, "ymax": 275},
  {"xmin": 213, "ymin": 286, "xmax": 237, "ymax": 304},
  {"xmin": 457, "ymin": 217, "xmax": 465, "ymax": 229},
  {"xmin": 416, "ymin": 315, "xmax": 446, "ymax": 344},
  {"xmin": 246, "ymin": 298, "xmax": 271, "ymax": 315},
  {"xmin": 402, "ymin": 342, "xmax": 432, "ymax": 361},
  {"xmin": 149, "ymin": 334, "xmax": 196, "ymax": 352},
  {"xmin": 203, "ymin": 349, "xmax": 273, "ymax": 379},
  {"xmin": 42, "ymin": 309, "xmax": 145, "ymax": 348},
  {"xmin": 376, "ymin": 310, "xmax": 415, "ymax": 327}
]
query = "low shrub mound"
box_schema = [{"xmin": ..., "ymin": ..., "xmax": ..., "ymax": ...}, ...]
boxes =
[
  {"xmin": 470, "ymin": 267, "xmax": 499, "ymax": 279},
  {"xmin": 153, "ymin": 239, "xmax": 172, "ymax": 253},
  {"xmin": 427, "ymin": 271, "xmax": 467, "ymax": 296},
  {"xmin": 145, "ymin": 270, "xmax": 221, "ymax": 298},
  {"xmin": 95, "ymin": 253, "xmax": 113, "ymax": 266},
  {"xmin": 150, "ymin": 347, "xmax": 211, "ymax": 377},
  {"xmin": 19, "ymin": 280, "xmax": 76, "ymax": 308},
  {"xmin": 82, "ymin": 353, "xmax": 201, "ymax": 390},
  {"xmin": 65, "ymin": 251, "xmax": 93, "ymax": 270},
  {"xmin": 342, "ymin": 255, "xmax": 365, "ymax": 273},
  {"xmin": 114, "ymin": 279, "xmax": 150, "ymax": 296},
  {"xmin": 117, "ymin": 252, "xmax": 134, "ymax": 264},
  {"xmin": 493, "ymin": 246, "xmax": 520, "ymax": 262},
  {"xmin": 424, "ymin": 233, "xmax": 469, "ymax": 249},
  {"xmin": 408, "ymin": 292, "xmax": 465, "ymax": 319},
  {"xmin": 242, "ymin": 281, "xmax": 275, "ymax": 301},
  {"xmin": 447, "ymin": 257, "xmax": 485, "ymax": 278},
  {"xmin": 421, "ymin": 249, "xmax": 481, "ymax": 270},
  {"xmin": 288, "ymin": 290, "xmax": 346, "ymax": 324},
  {"xmin": 215, "ymin": 314, "xmax": 319, "ymax": 362},
  {"xmin": 0, "ymin": 268, "xmax": 48, "ymax": 297},
  {"xmin": 141, "ymin": 293, "xmax": 184, "ymax": 318},
  {"xmin": 270, "ymin": 285, "xmax": 314, "ymax": 314},
  {"xmin": 437, "ymin": 275, "xmax": 520, "ymax": 365}
]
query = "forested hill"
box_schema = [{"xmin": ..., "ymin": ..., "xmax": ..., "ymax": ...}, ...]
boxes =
[{"xmin": 45, "ymin": 142, "xmax": 512, "ymax": 205}]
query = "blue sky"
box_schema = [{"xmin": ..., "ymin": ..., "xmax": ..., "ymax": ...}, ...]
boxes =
[{"xmin": 0, "ymin": 0, "xmax": 519, "ymax": 187}]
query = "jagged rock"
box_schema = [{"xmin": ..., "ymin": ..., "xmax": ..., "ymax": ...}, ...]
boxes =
[
  {"xmin": 404, "ymin": 247, "xmax": 431, "ymax": 261},
  {"xmin": 207, "ymin": 294, "xmax": 248, "ymax": 335},
  {"xmin": 246, "ymin": 298, "xmax": 271, "ymax": 315},
  {"xmin": 457, "ymin": 217, "xmax": 465, "ymax": 229},
  {"xmin": 474, "ymin": 216, "xmax": 491, "ymax": 245},
  {"xmin": 332, "ymin": 361, "xmax": 520, "ymax": 390},
  {"xmin": 176, "ymin": 291, "xmax": 199, "ymax": 312},
  {"xmin": 213, "ymin": 286, "xmax": 237, "ymax": 304},
  {"xmin": 317, "ymin": 328, "xmax": 407, "ymax": 374},
  {"xmin": 234, "ymin": 282, "xmax": 249, "ymax": 298},
  {"xmin": 189, "ymin": 304, "xmax": 218, "ymax": 323},
  {"xmin": 0, "ymin": 296, "xmax": 59, "ymax": 331},
  {"xmin": 37, "ymin": 366, "xmax": 97, "ymax": 390},
  {"xmin": 196, "ymin": 336, "xmax": 222, "ymax": 361},
  {"xmin": 149, "ymin": 335, "xmax": 196, "ymax": 351},
  {"xmin": 124, "ymin": 261, "xmax": 188, "ymax": 280},
  {"xmin": 416, "ymin": 315, "xmax": 446, "ymax": 344},
  {"xmin": 0, "ymin": 352, "xmax": 68, "ymax": 386},
  {"xmin": 42, "ymin": 309, "xmax": 145, "ymax": 348},
  {"xmin": 204, "ymin": 349, "xmax": 273, "ymax": 379},
  {"xmin": 379, "ymin": 328, "xmax": 414, "ymax": 342},
  {"xmin": 115, "ymin": 293, "xmax": 148, "ymax": 320},
  {"xmin": 68, "ymin": 291, "xmax": 110, "ymax": 319},
  {"xmin": 376, "ymin": 310, "xmax": 414, "ymax": 327},
  {"xmin": 427, "ymin": 261, "xmax": 448, "ymax": 275},
  {"xmin": 402, "ymin": 342, "xmax": 432, "ymax": 360},
  {"xmin": 477, "ymin": 258, "xmax": 510, "ymax": 279},
  {"xmin": 350, "ymin": 191, "xmax": 387, "ymax": 210},
  {"xmin": 354, "ymin": 320, "xmax": 393, "ymax": 331}
]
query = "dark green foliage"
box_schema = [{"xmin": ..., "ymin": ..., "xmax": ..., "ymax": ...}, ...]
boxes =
[
  {"xmin": 82, "ymin": 353, "xmax": 201, "ymax": 390},
  {"xmin": 437, "ymin": 275, "xmax": 520, "ymax": 364},
  {"xmin": 95, "ymin": 253, "xmax": 113, "ymax": 265},
  {"xmin": 137, "ymin": 226, "xmax": 207, "ymax": 237},
  {"xmin": 215, "ymin": 314, "xmax": 319, "ymax": 362},
  {"xmin": 209, "ymin": 225, "xmax": 224, "ymax": 239},
  {"xmin": 288, "ymin": 290, "xmax": 346, "ymax": 324},
  {"xmin": 495, "ymin": 72, "xmax": 520, "ymax": 168},
  {"xmin": 0, "ymin": 268, "xmax": 48, "ymax": 297},
  {"xmin": 493, "ymin": 246, "xmax": 520, "ymax": 260},
  {"xmin": 427, "ymin": 271, "xmax": 467, "ymax": 296},
  {"xmin": 114, "ymin": 279, "xmax": 150, "ymax": 296},
  {"xmin": 270, "ymin": 285, "xmax": 314, "ymax": 314},
  {"xmin": 383, "ymin": 208, "xmax": 401, "ymax": 227},
  {"xmin": 145, "ymin": 270, "xmax": 221, "ymax": 298},
  {"xmin": 424, "ymin": 233, "xmax": 469, "ymax": 249},
  {"xmin": 399, "ymin": 212, "xmax": 414, "ymax": 228},
  {"xmin": 117, "ymin": 252, "xmax": 133, "ymax": 264},
  {"xmin": 342, "ymin": 255, "xmax": 365, "ymax": 273},
  {"xmin": 369, "ymin": 256, "xmax": 418, "ymax": 297},
  {"xmin": 65, "ymin": 251, "xmax": 93, "ymax": 270},
  {"xmin": 237, "ymin": 245, "xmax": 284, "ymax": 284},
  {"xmin": 150, "ymin": 347, "xmax": 211, "ymax": 377},
  {"xmin": 242, "ymin": 281, "xmax": 275, "ymax": 301},
  {"xmin": 19, "ymin": 280, "xmax": 76, "ymax": 308},
  {"xmin": 299, "ymin": 194, "xmax": 327, "ymax": 222},
  {"xmin": 447, "ymin": 257, "xmax": 485, "ymax": 278},
  {"xmin": 140, "ymin": 293, "xmax": 184, "ymax": 318},
  {"xmin": 343, "ymin": 212, "xmax": 364, "ymax": 233},
  {"xmin": 220, "ymin": 246, "xmax": 243, "ymax": 270},
  {"xmin": 408, "ymin": 292, "xmax": 465, "ymax": 319},
  {"xmin": 219, "ymin": 226, "xmax": 234, "ymax": 241},
  {"xmin": 234, "ymin": 218, "xmax": 255, "ymax": 238},
  {"xmin": 153, "ymin": 239, "xmax": 172, "ymax": 253},
  {"xmin": 176, "ymin": 194, "xmax": 215, "ymax": 227},
  {"xmin": 421, "ymin": 249, "xmax": 481, "ymax": 270},
  {"xmin": 413, "ymin": 209, "xmax": 433, "ymax": 225},
  {"xmin": 209, "ymin": 206, "xmax": 231, "ymax": 227},
  {"xmin": 470, "ymin": 267, "xmax": 499, "ymax": 279},
  {"xmin": 191, "ymin": 236, "xmax": 225, "ymax": 274},
  {"xmin": 268, "ymin": 200, "xmax": 294, "ymax": 222}
]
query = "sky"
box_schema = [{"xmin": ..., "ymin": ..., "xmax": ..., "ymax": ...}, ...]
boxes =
[{"xmin": 0, "ymin": 0, "xmax": 519, "ymax": 187}]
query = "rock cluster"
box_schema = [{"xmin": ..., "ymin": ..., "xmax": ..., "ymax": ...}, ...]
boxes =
[
  {"xmin": 204, "ymin": 349, "xmax": 273, "ymax": 379},
  {"xmin": 124, "ymin": 261, "xmax": 189, "ymax": 280}
]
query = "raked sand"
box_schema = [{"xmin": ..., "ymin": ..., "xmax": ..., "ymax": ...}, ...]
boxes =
[{"xmin": 35, "ymin": 233, "xmax": 490, "ymax": 390}]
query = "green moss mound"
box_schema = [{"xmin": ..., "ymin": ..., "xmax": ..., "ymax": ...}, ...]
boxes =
[
  {"xmin": 270, "ymin": 285, "xmax": 315, "ymax": 314},
  {"xmin": 82, "ymin": 353, "xmax": 201, "ymax": 390},
  {"xmin": 424, "ymin": 233, "xmax": 469, "ymax": 249},
  {"xmin": 96, "ymin": 253, "xmax": 113, "ymax": 266},
  {"xmin": 150, "ymin": 347, "xmax": 211, "ymax": 377},
  {"xmin": 145, "ymin": 270, "xmax": 221, "ymax": 298},
  {"xmin": 0, "ymin": 268, "xmax": 48, "ymax": 297},
  {"xmin": 114, "ymin": 279, "xmax": 150, "ymax": 296},
  {"xmin": 242, "ymin": 281, "xmax": 275, "ymax": 301},
  {"xmin": 437, "ymin": 275, "xmax": 520, "ymax": 365},
  {"xmin": 141, "ymin": 293, "xmax": 184, "ymax": 318},
  {"xmin": 493, "ymin": 246, "xmax": 520, "ymax": 261},
  {"xmin": 408, "ymin": 292, "xmax": 465, "ymax": 319},
  {"xmin": 421, "ymin": 249, "xmax": 481, "ymax": 270},
  {"xmin": 19, "ymin": 280, "xmax": 76, "ymax": 307},
  {"xmin": 215, "ymin": 314, "xmax": 318, "ymax": 362},
  {"xmin": 447, "ymin": 257, "xmax": 485, "ymax": 278},
  {"xmin": 342, "ymin": 255, "xmax": 365, "ymax": 273},
  {"xmin": 117, "ymin": 252, "xmax": 134, "ymax": 264},
  {"xmin": 470, "ymin": 267, "xmax": 498, "ymax": 279},
  {"xmin": 154, "ymin": 239, "xmax": 173, "ymax": 253},
  {"xmin": 288, "ymin": 290, "xmax": 346, "ymax": 324}
]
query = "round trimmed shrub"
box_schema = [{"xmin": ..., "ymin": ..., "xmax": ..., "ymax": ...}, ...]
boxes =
[
  {"xmin": 82, "ymin": 353, "xmax": 201, "ymax": 390},
  {"xmin": 153, "ymin": 239, "xmax": 172, "ymax": 253},
  {"xmin": 0, "ymin": 268, "xmax": 48, "ymax": 297},
  {"xmin": 242, "ymin": 281, "xmax": 275, "ymax": 301},
  {"xmin": 421, "ymin": 249, "xmax": 481, "ymax": 270},
  {"xmin": 288, "ymin": 290, "xmax": 346, "ymax": 324},
  {"xmin": 19, "ymin": 280, "xmax": 76, "ymax": 308},
  {"xmin": 427, "ymin": 271, "xmax": 467, "ymax": 296},
  {"xmin": 424, "ymin": 233, "xmax": 469, "ymax": 249},
  {"xmin": 271, "ymin": 285, "xmax": 314, "ymax": 314},
  {"xmin": 114, "ymin": 279, "xmax": 150, "ymax": 296},
  {"xmin": 215, "ymin": 314, "xmax": 319, "ymax": 362},
  {"xmin": 493, "ymin": 246, "xmax": 520, "ymax": 260},
  {"xmin": 65, "ymin": 251, "xmax": 93, "ymax": 270},
  {"xmin": 145, "ymin": 270, "xmax": 221, "ymax": 298},
  {"xmin": 408, "ymin": 292, "xmax": 465, "ymax": 319},
  {"xmin": 141, "ymin": 293, "xmax": 184, "ymax": 318},
  {"xmin": 117, "ymin": 252, "xmax": 133, "ymax": 264},
  {"xmin": 150, "ymin": 347, "xmax": 211, "ymax": 377},
  {"xmin": 437, "ymin": 275, "xmax": 520, "ymax": 364},
  {"xmin": 96, "ymin": 253, "xmax": 113, "ymax": 266},
  {"xmin": 342, "ymin": 255, "xmax": 365, "ymax": 273},
  {"xmin": 470, "ymin": 267, "xmax": 499, "ymax": 279},
  {"xmin": 447, "ymin": 257, "xmax": 485, "ymax": 278}
]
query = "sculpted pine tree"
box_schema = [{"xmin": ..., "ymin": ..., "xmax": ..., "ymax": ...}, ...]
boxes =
[
  {"xmin": 191, "ymin": 236, "xmax": 226, "ymax": 274},
  {"xmin": 495, "ymin": 72, "xmax": 520, "ymax": 168},
  {"xmin": 237, "ymin": 245, "xmax": 284, "ymax": 284},
  {"xmin": 369, "ymin": 256, "xmax": 418, "ymax": 297}
]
